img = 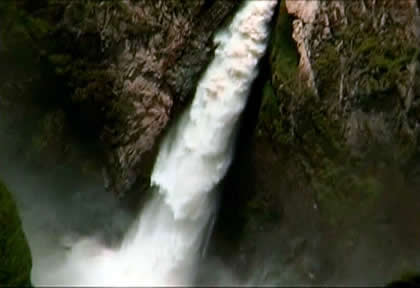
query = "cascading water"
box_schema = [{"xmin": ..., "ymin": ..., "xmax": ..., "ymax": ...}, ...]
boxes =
[{"xmin": 31, "ymin": 0, "xmax": 276, "ymax": 286}]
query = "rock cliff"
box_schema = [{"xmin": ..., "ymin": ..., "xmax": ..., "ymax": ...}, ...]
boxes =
[
  {"xmin": 3, "ymin": 0, "xmax": 420, "ymax": 284},
  {"xmin": 228, "ymin": 0, "xmax": 420, "ymax": 284},
  {"xmin": 0, "ymin": 0, "xmax": 240, "ymax": 196}
]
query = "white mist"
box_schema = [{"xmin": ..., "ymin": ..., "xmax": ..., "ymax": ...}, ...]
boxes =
[{"xmin": 31, "ymin": 0, "xmax": 276, "ymax": 286}]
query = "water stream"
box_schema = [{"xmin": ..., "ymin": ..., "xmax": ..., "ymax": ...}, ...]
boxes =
[{"xmin": 31, "ymin": 1, "xmax": 276, "ymax": 285}]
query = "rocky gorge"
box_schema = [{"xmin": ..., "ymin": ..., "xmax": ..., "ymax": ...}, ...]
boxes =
[{"xmin": 1, "ymin": 0, "xmax": 420, "ymax": 286}]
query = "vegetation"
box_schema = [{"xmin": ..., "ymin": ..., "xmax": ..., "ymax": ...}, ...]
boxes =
[
  {"xmin": 312, "ymin": 157, "xmax": 383, "ymax": 225},
  {"xmin": 258, "ymin": 0, "xmax": 300, "ymax": 146},
  {"xmin": 387, "ymin": 273, "xmax": 420, "ymax": 288},
  {"xmin": 0, "ymin": 179, "xmax": 32, "ymax": 287},
  {"xmin": 268, "ymin": 0, "xmax": 299, "ymax": 90},
  {"xmin": 0, "ymin": 0, "xmax": 111, "ymax": 175},
  {"xmin": 1, "ymin": 0, "xmax": 420, "ymax": 285},
  {"xmin": 255, "ymin": 0, "xmax": 420, "ymax": 228},
  {"xmin": 313, "ymin": 17, "xmax": 418, "ymax": 112}
]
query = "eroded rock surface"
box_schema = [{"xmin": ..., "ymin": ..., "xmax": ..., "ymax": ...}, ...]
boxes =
[
  {"xmin": 259, "ymin": 0, "xmax": 420, "ymax": 178},
  {"xmin": 220, "ymin": 0, "xmax": 420, "ymax": 285},
  {"xmin": 73, "ymin": 1, "xmax": 240, "ymax": 194},
  {"xmin": 0, "ymin": 0, "xmax": 240, "ymax": 196}
]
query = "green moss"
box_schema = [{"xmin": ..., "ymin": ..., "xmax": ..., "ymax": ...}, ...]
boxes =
[
  {"xmin": 314, "ymin": 19, "xmax": 418, "ymax": 112},
  {"xmin": 312, "ymin": 158, "xmax": 383, "ymax": 226},
  {"xmin": 0, "ymin": 180, "xmax": 32, "ymax": 286},
  {"xmin": 312, "ymin": 43, "xmax": 340, "ymax": 98},
  {"xmin": 354, "ymin": 36, "xmax": 378, "ymax": 55},
  {"xmin": 258, "ymin": 81, "xmax": 293, "ymax": 145},
  {"xmin": 1, "ymin": 0, "xmax": 111, "ymax": 174},
  {"xmin": 258, "ymin": 1, "xmax": 300, "ymax": 145},
  {"xmin": 269, "ymin": 0, "xmax": 299, "ymax": 85},
  {"xmin": 48, "ymin": 54, "xmax": 73, "ymax": 75}
]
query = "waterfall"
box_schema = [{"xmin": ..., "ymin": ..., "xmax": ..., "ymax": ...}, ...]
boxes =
[{"xmin": 31, "ymin": 0, "xmax": 276, "ymax": 286}]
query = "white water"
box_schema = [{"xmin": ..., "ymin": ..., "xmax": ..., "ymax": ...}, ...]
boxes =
[{"xmin": 31, "ymin": 1, "xmax": 276, "ymax": 286}]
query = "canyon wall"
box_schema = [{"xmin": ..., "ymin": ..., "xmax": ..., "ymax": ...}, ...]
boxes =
[
  {"xmin": 3, "ymin": 0, "xmax": 420, "ymax": 284},
  {"xmin": 231, "ymin": 0, "xmax": 420, "ymax": 284},
  {"xmin": 0, "ymin": 0, "xmax": 240, "ymax": 196}
]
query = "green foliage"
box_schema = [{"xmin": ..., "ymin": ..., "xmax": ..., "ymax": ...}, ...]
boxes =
[
  {"xmin": 258, "ymin": 1, "xmax": 420, "ymax": 230},
  {"xmin": 0, "ymin": 0, "xmax": 138, "ymax": 185},
  {"xmin": 312, "ymin": 158, "xmax": 383, "ymax": 226},
  {"xmin": 48, "ymin": 54, "xmax": 73, "ymax": 75},
  {"xmin": 0, "ymin": 0, "xmax": 55, "ymax": 51},
  {"xmin": 313, "ymin": 16, "xmax": 418, "ymax": 112},
  {"xmin": 312, "ymin": 43, "xmax": 340, "ymax": 98},
  {"xmin": 258, "ymin": 1, "xmax": 301, "ymax": 146},
  {"xmin": 0, "ymin": 180, "xmax": 32, "ymax": 287},
  {"xmin": 268, "ymin": 0, "xmax": 302, "ymax": 99},
  {"xmin": 269, "ymin": 0, "xmax": 298, "ymax": 84},
  {"xmin": 258, "ymin": 81, "xmax": 293, "ymax": 145}
]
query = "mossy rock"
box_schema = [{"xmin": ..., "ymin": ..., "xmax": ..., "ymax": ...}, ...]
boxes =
[
  {"xmin": 0, "ymin": 180, "xmax": 32, "ymax": 287},
  {"xmin": 257, "ymin": 0, "xmax": 300, "ymax": 145},
  {"xmin": 269, "ymin": 0, "xmax": 298, "ymax": 85},
  {"xmin": 312, "ymin": 157, "xmax": 383, "ymax": 226}
]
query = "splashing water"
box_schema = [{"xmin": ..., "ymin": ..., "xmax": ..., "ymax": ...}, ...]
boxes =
[{"xmin": 31, "ymin": 0, "xmax": 276, "ymax": 286}]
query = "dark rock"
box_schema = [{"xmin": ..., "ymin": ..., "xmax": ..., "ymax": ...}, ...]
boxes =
[{"xmin": 0, "ymin": 0, "xmax": 241, "ymax": 196}]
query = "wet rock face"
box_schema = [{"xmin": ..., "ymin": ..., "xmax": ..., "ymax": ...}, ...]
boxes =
[
  {"xmin": 59, "ymin": 0, "xmax": 240, "ymax": 195},
  {"xmin": 283, "ymin": 0, "xmax": 420, "ymax": 154},
  {"xmin": 258, "ymin": 0, "xmax": 420, "ymax": 175},
  {"xmin": 265, "ymin": 0, "xmax": 420, "ymax": 217},
  {"xmin": 234, "ymin": 1, "xmax": 420, "ymax": 284},
  {"xmin": 1, "ymin": 0, "xmax": 240, "ymax": 196}
]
